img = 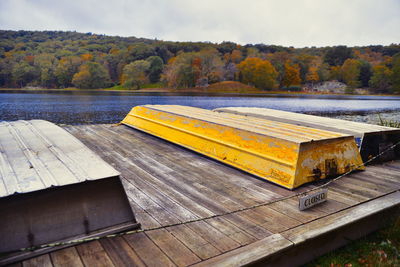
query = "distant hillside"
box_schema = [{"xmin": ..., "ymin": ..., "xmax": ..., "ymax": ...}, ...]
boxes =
[{"xmin": 0, "ymin": 30, "xmax": 399, "ymax": 93}]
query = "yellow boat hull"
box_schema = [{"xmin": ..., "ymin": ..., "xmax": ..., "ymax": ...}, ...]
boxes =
[{"xmin": 122, "ymin": 105, "xmax": 364, "ymax": 189}]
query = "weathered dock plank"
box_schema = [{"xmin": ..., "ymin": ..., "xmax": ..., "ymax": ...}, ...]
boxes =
[
  {"xmin": 50, "ymin": 247, "xmax": 84, "ymax": 267},
  {"xmin": 192, "ymin": 191, "xmax": 400, "ymax": 267},
  {"xmin": 6, "ymin": 123, "xmax": 400, "ymax": 267},
  {"xmin": 75, "ymin": 241, "xmax": 116, "ymax": 267},
  {"xmin": 124, "ymin": 233, "xmax": 176, "ymax": 267},
  {"xmin": 22, "ymin": 255, "xmax": 53, "ymax": 267},
  {"xmin": 100, "ymin": 237, "xmax": 146, "ymax": 267},
  {"xmin": 146, "ymin": 229, "xmax": 202, "ymax": 267}
]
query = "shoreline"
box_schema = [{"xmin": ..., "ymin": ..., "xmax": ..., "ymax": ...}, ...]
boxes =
[{"xmin": 1, "ymin": 87, "xmax": 399, "ymax": 98}]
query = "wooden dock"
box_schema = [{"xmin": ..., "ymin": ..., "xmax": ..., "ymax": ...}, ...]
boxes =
[{"xmin": 6, "ymin": 124, "xmax": 400, "ymax": 267}]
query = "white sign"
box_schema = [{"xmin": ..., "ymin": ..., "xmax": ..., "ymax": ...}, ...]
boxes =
[{"xmin": 299, "ymin": 189, "xmax": 328, "ymax": 211}]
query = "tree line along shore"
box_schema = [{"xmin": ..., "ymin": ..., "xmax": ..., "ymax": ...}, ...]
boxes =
[{"xmin": 1, "ymin": 30, "xmax": 400, "ymax": 94}]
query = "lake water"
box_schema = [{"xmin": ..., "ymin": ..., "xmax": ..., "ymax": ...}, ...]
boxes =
[{"xmin": 1, "ymin": 90, "xmax": 400, "ymax": 124}]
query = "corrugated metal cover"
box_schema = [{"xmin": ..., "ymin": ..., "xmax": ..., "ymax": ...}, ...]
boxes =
[
  {"xmin": 122, "ymin": 105, "xmax": 364, "ymax": 189},
  {"xmin": 0, "ymin": 120, "xmax": 120, "ymax": 198}
]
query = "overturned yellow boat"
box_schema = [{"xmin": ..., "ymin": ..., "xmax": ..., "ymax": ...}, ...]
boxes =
[
  {"xmin": 122, "ymin": 105, "xmax": 364, "ymax": 189},
  {"xmin": 214, "ymin": 107, "xmax": 400, "ymax": 162}
]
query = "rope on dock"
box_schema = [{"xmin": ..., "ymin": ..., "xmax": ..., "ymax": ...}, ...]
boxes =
[{"xmin": 12, "ymin": 140, "xmax": 400, "ymax": 254}]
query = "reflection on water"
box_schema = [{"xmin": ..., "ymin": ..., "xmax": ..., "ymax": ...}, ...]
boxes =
[{"xmin": 1, "ymin": 90, "xmax": 400, "ymax": 124}]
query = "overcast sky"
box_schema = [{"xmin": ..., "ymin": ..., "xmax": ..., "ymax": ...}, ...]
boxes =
[{"xmin": 0, "ymin": 0, "xmax": 399, "ymax": 47}]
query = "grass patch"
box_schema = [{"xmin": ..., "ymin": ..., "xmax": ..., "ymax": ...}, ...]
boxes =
[
  {"xmin": 140, "ymin": 82, "xmax": 164, "ymax": 89},
  {"xmin": 306, "ymin": 217, "xmax": 400, "ymax": 267},
  {"xmin": 104, "ymin": 84, "xmax": 130, "ymax": 90},
  {"xmin": 378, "ymin": 114, "xmax": 400, "ymax": 128}
]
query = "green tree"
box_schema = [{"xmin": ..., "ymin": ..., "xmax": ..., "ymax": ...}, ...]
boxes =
[
  {"xmin": 126, "ymin": 43, "xmax": 156, "ymax": 62},
  {"xmin": 329, "ymin": 66, "xmax": 342, "ymax": 80},
  {"xmin": 359, "ymin": 61, "xmax": 372, "ymax": 87},
  {"xmin": 369, "ymin": 65, "xmax": 392, "ymax": 93},
  {"xmin": 317, "ymin": 63, "xmax": 331, "ymax": 82},
  {"xmin": 34, "ymin": 53, "xmax": 58, "ymax": 87},
  {"xmin": 121, "ymin": 60, "xmax": 151, "ymax": 89},
  {"xmin": 146, "ymin": 56, "xmax": 164, "ymax": 83},
  {"xmin": 0, "ymin": 58, "xmax": 13, "ymax": 87},
  {"xmin": 72, "ymin": 62, "xmax": 111, "ymax": 89},
  {"xmin": 12, "ymin": 61, "xmax": 39, "ymax": 87},
  {"xmin": 324, "ymin": 46, "xmax": 353, "ymax": 66}
]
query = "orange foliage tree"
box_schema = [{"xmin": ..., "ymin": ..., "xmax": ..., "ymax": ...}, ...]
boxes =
[
  {"xmin": 80, "ymin": 53, "xmax": 93, "ymax": 61},
  {"xmin": 238, "ymin": 57, "xmax": 278, "ymax": 90},
  {"xmin": 306, "ymin": 67, "xmax": 319, "ymax": 84},
  {"xmin": 72, "ymin": 62, "xmax": 110, "ymax": 89},
  {"xmin": 282, "ymin": 61, "xmax": 301, "ymax": 87}
]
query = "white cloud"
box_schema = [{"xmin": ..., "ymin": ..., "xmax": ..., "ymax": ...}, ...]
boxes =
[{"xmin": 0, "ymin": 0, "xmax": 399, "ymax": 47}]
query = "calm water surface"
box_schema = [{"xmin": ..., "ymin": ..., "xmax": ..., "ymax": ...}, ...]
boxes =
[{"xmin": 1, "ymin": 90, "xmax": 400, "ymax": 124}]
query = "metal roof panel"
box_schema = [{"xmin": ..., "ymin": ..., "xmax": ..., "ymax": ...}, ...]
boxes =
[{"xmin": 0, "ymin": 120, "xmax": 120, "ymax": 198}]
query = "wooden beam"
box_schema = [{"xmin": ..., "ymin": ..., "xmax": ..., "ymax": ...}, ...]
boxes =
[{"xmin": 192, "ymin": 191, "xmax": 400, "ymax": 267}]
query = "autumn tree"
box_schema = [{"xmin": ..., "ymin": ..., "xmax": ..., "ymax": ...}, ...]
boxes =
[
  {"xmin": 2, "ymin": 30, "xmax": 400, "ymax": 92},
  {"xmin": 238, "ymin": 57, "xmax": 278, "ymax": 90},
  {"xmin": 282, "ymin": 61, "xmax": 301, "ymax": 88},
  {"xmin": 223, "ymin": 63, "xmax": 238, "ymax": 81},
  {"xmin": 162, "ymin": 49, "xmax": 223, "ymax": 88},
  {"xmin": 197, "ymin": 48, "xmax": 224, "ymax": 85},
  {"xmin": 341, "ymin": 59, "xmax": 362, "ymax": 88},
  {"xmin": 223, "ymin": 49, "xmax": 242, "ymax": 64},
  {"xmin": 162, "ymin": 53, "xmax": 197, "ymax": 88},
  {"xmin": 391, "ymin": 53, "xmax": 400, "ymax": 93},
  {"xmin": 369, "ymin": 65, "xmax": 392, "ymax": 92},
  {"xmin": 294, "ymin": 54, "xmax": 315, "ymax": 82},
  {"xmin": 306, "ymin": 67, "xmax": 319, "ymax": 84},
  {"xmin": 265, "ymin": 51, "xmax": 292, "ymax": 87},
  {"xmin": 80, "ymin": 53, "xmax": 93, "ymax": 61},
  {"xmin": 55, "ymin": 56, "xmax": 82, "ymax": 87},
  {"xmin": 222, "ymin": 49, "xmax": 242, "ymax": 81},
  {"xmin": 104, "ymin": 48, "xmax": 125, "ymax": 83},
  {"xmin": 72, "ymin": 62, "xmax": 111, "ymax": 89},
  {"xmin": 121, "ymin": 60, "xmax": 151, "ymax": 89}
]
